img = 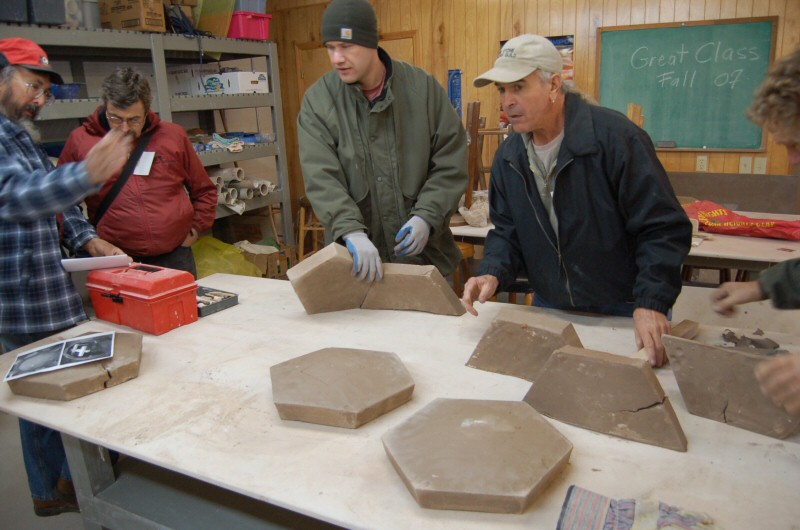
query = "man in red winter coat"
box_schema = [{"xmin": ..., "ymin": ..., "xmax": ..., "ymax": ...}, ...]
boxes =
[{"xmin": 59, "ymin": 67, "xmax": 217, "ymax": 277}]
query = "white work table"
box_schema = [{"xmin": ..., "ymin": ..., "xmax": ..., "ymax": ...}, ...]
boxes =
[{"xmin": 0, "ymin": 274, "xmax": 798, "ymax": 529}]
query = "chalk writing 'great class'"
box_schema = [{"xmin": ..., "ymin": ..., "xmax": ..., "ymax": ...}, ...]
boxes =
[{"xmin": 630, "ymin": 42, "xmax": 761, "ymax": 69}]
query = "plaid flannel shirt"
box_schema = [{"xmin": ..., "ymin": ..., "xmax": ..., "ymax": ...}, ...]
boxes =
[{"xmin": 0, "ymin": 114, "xmax": 101, "ymax": 334}]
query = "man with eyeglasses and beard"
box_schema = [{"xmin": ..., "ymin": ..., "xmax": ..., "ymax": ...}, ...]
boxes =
[
  {"xmin": 0, "ymin": 37, "xmax": 132, "ymax": 517},
  {"xmin": 60, "ymin": 67, "xmax": 217, "ymax": 277}
]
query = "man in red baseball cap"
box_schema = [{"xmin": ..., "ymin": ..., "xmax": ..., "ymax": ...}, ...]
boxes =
[
  {"xmin": 0, "ymin": 37, "xmax": 132, "ymax": 517},
  {"xmin": 0, "ymin": 37, "xmax": 64, "ymax": 84}
]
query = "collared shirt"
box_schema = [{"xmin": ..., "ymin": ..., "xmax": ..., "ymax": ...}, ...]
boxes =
[
  {"xmin": 524, "ymin": 130, "xmax": 564, "ymax": 233},
  {"xmin": 0, "ymin": 114, "xmax": 100, "ymax": 334}
]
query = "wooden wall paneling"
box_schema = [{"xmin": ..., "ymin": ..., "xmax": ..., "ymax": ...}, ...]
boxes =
[
  {"xmin": 660, "ymin": 0, "xmax": 676, "ymax": 21},
  {"xmin": 630, "ymin": 0, "xmax": 646, "ymax": 24},
  {"xmin": 551, "ymin": 0, "xmax": 564, "ymax": 35},
  {"xmin": 617, "ymin": 0, "xmax": 632, "ymax": 26},
  {"xmin": 535, "ymin": 0, "xmax": 549, "ymax": 35},
  {"xmin": 688, "ymin": 0, "xmax": 705, "ymax": 20},
  {"xmin": 575, "ymin": 0, "xmax": 591, "ymax": 92},
  {"xmin": 603, "ymin": 0, "xmax": 618, "ymax": 28},
  {"xmin": 645, "ymin": 0, "xmax": 660, "ymax": 23},
  {"xmin": 563, "ymin": 0, "xmax": 578, "ymax": 34},
  {"xmin": 511, "ymin": 0, "xmax": 525, "ymax": 35},
  {"xmin": 719, "ymin": 0, "xmax": 736, "ymax": 18},
  {"xmin": 674, "ymin": 0, "xmax": 690, "ymax": 20},
  {"xmin": 736, "ymin": 0, "xmax": 755, "ymax": 18}
]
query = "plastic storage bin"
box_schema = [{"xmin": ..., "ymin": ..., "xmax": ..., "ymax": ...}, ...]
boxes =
[
  {"xmin": 87, "ymin": 264, "xmax": 198, "ymax": 335},
  {"xmin": 234, "ymin": 0, "xmax": 266, "ymax": 12},
  {"xmin": 28, "ymin": 0, "xmax": 66, "ymax": 25},
  {"xmin": 0, "ymin": 0, "xmax": 27, "ymax": 23},
  {"xmin": 227, "ymin": 11, "xmax": 271, "ymax": 40},
  {"xmin": 51, "ymin": 83, "xmax": 82, "ymax": 100}
]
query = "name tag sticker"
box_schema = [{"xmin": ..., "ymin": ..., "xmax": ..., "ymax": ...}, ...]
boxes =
[{"xmin": 134, "ymin": 152, "xmax": 155, "ymax": 176}]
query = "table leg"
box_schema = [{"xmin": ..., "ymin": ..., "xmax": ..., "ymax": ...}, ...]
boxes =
[{"xmin": 62, "ymin": 434, "xmax": 115, "ymax": 530}]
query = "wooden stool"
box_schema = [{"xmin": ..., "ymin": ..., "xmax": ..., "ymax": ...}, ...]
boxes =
[
  {"xmin": 297, "ymin": 197, "xmax": 325, "ymax": 261},
  {"xmin": 452, "ymin": 241, "xmax": 474, "ymax": 297}
]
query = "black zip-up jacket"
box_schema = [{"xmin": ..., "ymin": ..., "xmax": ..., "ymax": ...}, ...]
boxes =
[{"xmin": 478, "ymin": 93, "xmax": 692, "ymax": 315}]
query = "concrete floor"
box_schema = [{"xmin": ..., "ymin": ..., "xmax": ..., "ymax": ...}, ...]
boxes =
[{"xmin": 0, "ymin": 412, "xmax": 83, "ymax": 530}]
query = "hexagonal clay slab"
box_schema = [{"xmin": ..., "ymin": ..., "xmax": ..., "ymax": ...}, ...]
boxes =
[
  {"xmin": 382, "ymin": 398, "xmax": 572, "ymax": 513},
  {"xmin": 467, "ymin": 308, "xmax": 583, "ymax": 382},
  {"xmin": 271, "ymin": 347, "xmax": 415, "ymax": 428}
]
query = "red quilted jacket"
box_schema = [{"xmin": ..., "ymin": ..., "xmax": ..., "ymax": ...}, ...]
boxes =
[{"xmin": 59, "ymin": 106, "xmax": 217, "ymax": 257}]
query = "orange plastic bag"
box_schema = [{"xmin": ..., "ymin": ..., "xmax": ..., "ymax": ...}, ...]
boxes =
[{"xmin": 683, "ymin": 200, "xmax": 800, "ymax": 240}]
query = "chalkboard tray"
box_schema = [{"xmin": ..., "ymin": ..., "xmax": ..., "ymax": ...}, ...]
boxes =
[{"xmin": 597, "ymin": 17, "xmax": 776, "ymax": 150}]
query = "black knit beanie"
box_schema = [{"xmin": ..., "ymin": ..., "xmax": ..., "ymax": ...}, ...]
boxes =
[{"xmin": 321, "ymin": 0, "xmax": 379, "ymax": 49}]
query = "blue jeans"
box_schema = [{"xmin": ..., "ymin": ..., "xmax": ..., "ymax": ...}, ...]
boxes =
[{"xmin": 0, "ymin": 330, "xmax": 72, "ymax": 501}]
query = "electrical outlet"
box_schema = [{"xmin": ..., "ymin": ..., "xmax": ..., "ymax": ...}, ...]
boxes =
[
  {"xmin": 696, "ymin": 155, "xmax": 708, "ymax": 172},
  {"xmin": 739, "ymin": 156, "xmax": 752, "ymax": 174},
  {"xmin": 754, "ymin": 156, "xmax": 768, "ymax": 174}
]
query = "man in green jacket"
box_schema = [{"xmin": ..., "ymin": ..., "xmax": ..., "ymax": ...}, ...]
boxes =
[{"xmin": 297, "ymin": 0, "xmax": 468, "ymax": 282}]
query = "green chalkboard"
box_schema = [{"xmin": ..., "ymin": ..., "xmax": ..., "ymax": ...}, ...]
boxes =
[{"xmin": 597, "ymin": 18, "xmax": 775, "ymax": 150}]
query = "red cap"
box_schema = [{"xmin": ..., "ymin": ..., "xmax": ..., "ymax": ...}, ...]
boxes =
[{"xmin": 0, "ymin": 38, "xmax": 64, "ymax": 85}]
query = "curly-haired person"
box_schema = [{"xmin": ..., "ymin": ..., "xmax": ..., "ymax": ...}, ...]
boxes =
[{"xmin": 711, "ymin": 46, "xmax": 800, "ymax": 415}]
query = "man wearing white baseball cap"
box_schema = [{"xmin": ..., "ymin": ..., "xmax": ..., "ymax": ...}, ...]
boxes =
[{"xmin": 462, "ymin": 34, "xmax": 692, "ymax": 368}]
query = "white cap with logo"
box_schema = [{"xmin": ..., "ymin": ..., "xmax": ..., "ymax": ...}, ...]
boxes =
[{"xmin": 473, "ymin": 34, "xmax": 563, "ymax": 87}]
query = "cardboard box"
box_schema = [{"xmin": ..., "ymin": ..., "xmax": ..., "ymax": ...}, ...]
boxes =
[
  {"xmin": 238, "ymin": 242, "xmax": 296, "ymax": 279},
  {"xmin": 6, "ymin": 332, "xmax": 143, "ymax": 401},
  {"xmin": 87, "ymin": 265, "xmax": 198, "ymax": 335},
  {"xmin": 99, "ymin": 0, "xmax": 166, "ymax": 32},
  {"xmin": 221, "ymin": 71, "xmax": 269, "ymax": 94},
  {"xmin": 188, "ymin": 71, "xmax": 269, "ymax": 96},
  {"xmin": 167, "ymin": 63, "xmax": 220, "ymax": 96}
]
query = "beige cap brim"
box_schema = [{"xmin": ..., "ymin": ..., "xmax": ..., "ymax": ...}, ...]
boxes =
[{"xmin": 473, "ymin": 64, "xmax": 537, "ymax": 88}]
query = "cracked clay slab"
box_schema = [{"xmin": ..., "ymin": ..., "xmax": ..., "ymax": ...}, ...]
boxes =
[
  {"xmin": 271, "ymin": 347, "xmax": 415, "ymax": 428},
  {"xmin": 382, "ymin": 398, "xmax": 572, "ymax": 513},
  {"xmin": 524, "ymin": 345, "xmax": 687, "ymax": 452},
  {"xmin": 467, "ymin": 308, "xmax": 583, "ymax": 382},
  {"xmin": 7, "ymin": 332, "xmax": 143, "ymax": 401},
  {"xmin": 287, "ymin": 243, "xmax": 465, "ymax": 316},
  {"xmin": 664, "ymin": 334, "xmax": 799, "ymax": 439}
]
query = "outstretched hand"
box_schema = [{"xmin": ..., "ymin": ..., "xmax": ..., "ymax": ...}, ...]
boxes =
[{"xmin": 460, "ymin": 275, "xmax": 499, "ymax": 316}]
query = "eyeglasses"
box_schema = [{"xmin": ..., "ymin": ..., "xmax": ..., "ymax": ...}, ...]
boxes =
[
  {"xmin": 15, "ymin": 77, "xmax": 53, "ymax": 105},
  {"xmin": 106, "ymin": 111, "xmax": 144, "ymax": 127}
]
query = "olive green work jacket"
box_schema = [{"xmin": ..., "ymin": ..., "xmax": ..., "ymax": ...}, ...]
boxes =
[{"xmin": 297, "ymin": 49, "xmax": 468, "ymax": 276}]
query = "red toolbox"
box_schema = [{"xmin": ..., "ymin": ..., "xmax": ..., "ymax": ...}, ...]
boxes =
[{"xmin": 87, "ymin": 265, "xmax": 198, "ymax": 335}]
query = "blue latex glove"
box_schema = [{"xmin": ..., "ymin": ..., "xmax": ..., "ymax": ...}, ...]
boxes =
[
  {"xmin": 343, "ymin": 231, "xmax": 383, "ymax": 282},
  {"xmin": 393, "ymin": 215, "xmax": 431, "ymax": 257}
]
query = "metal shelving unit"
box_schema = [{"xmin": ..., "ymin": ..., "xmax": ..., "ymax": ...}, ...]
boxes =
[{"xmin": 0, "ymin": 23, "xmax": 294, "ymax": 244}]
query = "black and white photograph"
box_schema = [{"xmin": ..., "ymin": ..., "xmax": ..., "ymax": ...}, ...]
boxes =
[
  {"xmin": 3, "ymin": 332, "xmax": 116, "ymax": 382},
  {"xmin": 3, "ymin": 342, "xmax": 65, "ymax": 382},
  {"xmin": 60, "ymin": 332, "xmax": 116, "ymax": 367}
]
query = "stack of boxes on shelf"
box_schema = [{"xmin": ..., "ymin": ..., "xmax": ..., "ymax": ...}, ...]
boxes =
[{"xmin": 167, "ymin": 63, "xmax": 269, "ymax": 97}]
